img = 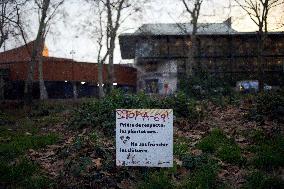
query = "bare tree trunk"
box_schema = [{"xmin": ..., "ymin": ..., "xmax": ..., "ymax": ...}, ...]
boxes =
[
  {"xmin": 0, "ymin": 76, "xmax": 4, "ymax": 100},
  {"xmin": 72, "ymin": 82, "xmax": 78, "ymax": 99},
  {"xmin": 24, "ymin": 0, "xmax": 50, "ymax": 104},
  {"xmin": 38, "ymin": 53, "xmax": 48, "ymax": 100},
  {"xmin": 98, "ymin": 61, "xmax": 105, "ymax": 98},
  {"xmin": 108, "ymin": 38, "xmax": 115, "ymax": 92},
  {"xmin": 186, "ymin": 34, "xmax": 197, "ymax": 77},
  {"xmin": 182, "ymin": 0, "xmax": 202, "ymax": 78},
  {"xmin": 257, "ymin": 31, "xmax": 265, "ymax": 92}
]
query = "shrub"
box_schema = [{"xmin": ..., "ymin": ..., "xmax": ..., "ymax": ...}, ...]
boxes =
[
  {"xmin": 69, "ymin": 90, "xmax": 205, "ymax": 136},
  {"xmin": 179, "ymin": 73, "xmax": 235, "ymax": 100},
  {"xmin": 246, "ymin": 90, "xmax": 284, "ymax": 123}
]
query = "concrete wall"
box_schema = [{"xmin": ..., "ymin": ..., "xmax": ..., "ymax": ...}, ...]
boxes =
[{"xmin": 136, "ymin": 60, "xmax": 178, "ymax": 95}]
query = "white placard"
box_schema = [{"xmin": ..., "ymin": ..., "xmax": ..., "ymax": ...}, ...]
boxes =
[{"xmin": 116, "ymin": 109, "xmax": 173, "ymax": 167}]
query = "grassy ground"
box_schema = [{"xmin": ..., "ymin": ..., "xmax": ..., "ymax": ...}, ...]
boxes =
[{"xmin": 0, "ymin": 96, "xmax": 283, "ymax": 189}]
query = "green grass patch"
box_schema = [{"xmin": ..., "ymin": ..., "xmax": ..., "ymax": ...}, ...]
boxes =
[
  {"xmin": 35, "ymin": 115, "xmax": 64, "ymax": 127},
  {"xmin": 30, "ymin": 102, "xmax": 66, "ymax": 117},
  {"xmin": 174, "ymin": 137, "xmax": 190, "ymax": 158},
  {"xmin": 0, "ymin": 111, "xmax": 15, "ymax": 126},
  {"xmin": 138, "ymin": 170, "xmax": 174, "ymax": 189},
  {"xmin": 0, "ymin": 158, "xmax": 54, "ymax": 189},
  {"xmin": 249, "ymin": 134, "xmax": 284, "ymax": 170},
  {"xmin": 178, "ymin": 158, "xmax": 220, "ymax": 189},
  {"xmin": 197, "ymin": 129, "xmax": 243, "ymax": 164},
  {"xmin": 139, "ymin": 165, "xmax": 178, "ymax": 189},
  {"xmin": 0, "ymin": 133, "xmax": 59, "ymax": 161},
  {"xmin": 216, "ymin": 144, "xmax": 242, "ymax": 164},
  {"xmin": 244, "ymin": 171, "xmax": 284, "ymax": 189}
]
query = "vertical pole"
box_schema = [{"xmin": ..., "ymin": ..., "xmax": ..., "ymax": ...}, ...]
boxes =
[{"xmin": 0, "ymin": 76, "xmax": 4, "ymax": 100}]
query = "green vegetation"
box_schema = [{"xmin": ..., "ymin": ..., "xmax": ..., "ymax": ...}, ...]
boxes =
[
  {"xmin": 0, "ymin": 158, "xmax": 54, "ymax": 189},
  {"xmin": 178, "ymin": 158, "xmax": 220, "ymax": 189},
  {"xmin": 249, "ymin": 133, "xmax": 284, "ymax": 170},
  {"xmin": 139, "ymin": 169, "xmax": 175, "ymax": 189},
  {"xmin": 29, "ymin": 101, "xmax": 67, "ymax": 117},
  {"xmin": 246, "ymin": 90, "xmax": 284, "ymax": 123},
  {"xmin": 179, "ymin": 74, "xmax": 234, "ymax": 99},
  {"xmin": 244, "ymin": 171, "xmax": 283, "ymax": 189},
  {"xmin": 1, "ymin": 89, "xmax": 283, "ymax": 188},
  {"xmin": 174, "ymin": 136, "xmax": 190, "ymax": 158},
  {"xmin": 0, "ymin": 133, "xmax": 58, "ymax": 160},
  {"xmin": 197, "ymin": 129, "xmax": 243, "ymax": 164},
  {"xmin": 0, "ymin": 108, "xmax": 59, "ymax": 188},
  {"xmin": 69, "ymin": 90, "xmax": 206, "ymax": 136}
]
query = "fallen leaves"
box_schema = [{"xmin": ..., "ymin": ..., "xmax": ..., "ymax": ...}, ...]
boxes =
[
  {"xmin": 22, "ymin": 102, "xmax": 283, "ymax": 189},
  {"xmin": 93, "ymin": 158, "xmax": 102, "ymax": 169}
]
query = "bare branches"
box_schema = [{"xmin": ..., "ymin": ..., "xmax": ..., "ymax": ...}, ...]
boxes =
[
  {"xmin": 235, "ymin": 0, "xmax": 284, "ymax": 91},
  {"xmin": 181, "ymin": 0, "xmax": 204, "ymax": 34},
  {"xmin": 235, "ymin": 0, "xmax": 284, "ymax": 31},
  {"xmin": 0, "ymin": 0, "xmax": 28, "ymax": 49}
]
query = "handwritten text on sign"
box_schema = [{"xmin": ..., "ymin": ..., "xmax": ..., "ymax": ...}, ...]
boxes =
[{"xmin": 116, "ymin": 109, "xmax": 173, "ymax": 167}]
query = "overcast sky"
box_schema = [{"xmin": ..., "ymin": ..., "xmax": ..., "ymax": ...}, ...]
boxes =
[{"xmin": 2, "ymin": 0, "xmax": 284, "ymax": 63}]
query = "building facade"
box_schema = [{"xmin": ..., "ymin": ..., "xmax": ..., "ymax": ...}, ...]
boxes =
[
  {"xmin": 0, "ymin": 41, "xmax": 137, "ymax": 99},
  {"xmin": 119, "ymin": 21, "xmax": 284, "ymax": 95}
]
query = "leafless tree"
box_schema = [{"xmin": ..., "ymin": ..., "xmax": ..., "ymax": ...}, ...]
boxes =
[
  {"xmin": 86, "ymin": 0, "xmax": 149, "ymax": 95},
  {"xmin": 24, "ymin": 0, "xmax": 64, "ymax": 103},
  {"xmin": 181, "ymin": 0, "xmax": 204, "ymax": 77},
  {"xmin": 235, "ymin": 0, "xmax": 284, "ymax": 91},
  {"xmin": 96, "ymin": 1, "xmax": 108, "ymax": 98},
  {"xmin": 0, "ymin": 0, "xmax": 27, "ymax": 50}
]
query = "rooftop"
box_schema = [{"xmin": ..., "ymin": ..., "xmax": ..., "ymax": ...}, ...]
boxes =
[{"xmin": 134, "ymin": 22, "xmax": 237, "ymax": 36}]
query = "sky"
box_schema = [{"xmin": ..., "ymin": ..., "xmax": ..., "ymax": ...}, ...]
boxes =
[{"xmin": 2, "ymin": 0, "xmax": 284, "ymax": 63}]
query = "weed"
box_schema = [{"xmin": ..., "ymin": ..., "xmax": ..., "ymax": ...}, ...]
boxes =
[
  {"xmin": 250, "ymin": 135, "xmax": 284, "ymax": 170},
  {"xmin": 178, "ymin": 158, "xmax": 220, "ymax": 189},
  {"xmin": 0, "ymin": 158, "xmax": 54, "ymax": 189},
  {"xmin": 30, "ymin": 102, "xmax": 65, "ymax": 117},
  {"xmin": 244, "ymin": 171, "xmax": 284, "ymax": 189},
  {"xmin": 174, "ymin": 137, "xmax": 190, "ymax": 158},
  {"xmin": 249, "ymin": 129, "xmax": 266, "ymax": 144},
  {"xmin": 197, "ymin": 129, "xmax": 243, "ymax": 164},
  {"xmin": 216, "ymin": 144, "xmax": 243, "ymax": 164},
  {"xmin": 0, "ymin": 112, "xmax": 14, "ymax": 126},
  {"xmin": 138, "ymin": 167, "xmax": 177, "ymax": 189},
  {"xmin": 181, "ymin": 154, "xmax": 207, "ymax": 169},
  {"xmin": 197, "ymin": 129, "xmax": 227, "ymax": 153},
  {"xmin": 90, "ymin": 131, "xmax": 99, "ymax": 143},
  {"xmin": 0, "ymin": 133, "xmax": 59, "ymax": 161}
]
